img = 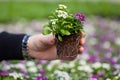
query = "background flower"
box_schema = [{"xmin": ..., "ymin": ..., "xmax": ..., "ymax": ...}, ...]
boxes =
[{"xmin": 0, "ymin": 0, "xmax": 120, "ymax": 80}]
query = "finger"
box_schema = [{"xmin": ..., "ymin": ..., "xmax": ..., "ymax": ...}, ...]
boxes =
[
  {"xmin": 44, "ymin": 35, "xmax": 55, "ymax": 45},
  {"xmin": 50, "ymin": 38, "xmax": 56, "ymax": 44},
  {"xmin": 81, "ymin": 32, "xmax": 86, "ymax": 38},
  {"xmin": 78, "ymin": 46, "xmax": 84, "ymax": 54},
  {"xmin": 80, "ymin": 38, "xmax": 85, "ymax": 45}
]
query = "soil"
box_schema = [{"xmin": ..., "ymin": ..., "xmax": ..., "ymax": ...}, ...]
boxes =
[{"xmin": 56, "ymin": 34, "xmax": 81, "ymax": 58}]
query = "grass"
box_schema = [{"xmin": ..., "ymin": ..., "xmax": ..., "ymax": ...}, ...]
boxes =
[{"xmin": 0, "ymin": 1, "xmax": 120, "ymax": 23}]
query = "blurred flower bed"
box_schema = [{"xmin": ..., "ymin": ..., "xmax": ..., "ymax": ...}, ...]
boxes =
[{"xmin": 0, "ymin": 17, "xmax": 120, "ymax": 80}]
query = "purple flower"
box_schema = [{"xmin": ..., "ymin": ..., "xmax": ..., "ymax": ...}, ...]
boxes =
[
  {"xmin": 110, "ymin": 59, "xmax": 117, "ymax": 66},
  {"xmin": 99, "ymin": 72, "xmax": 105, "ymax": 77},
  {"xmin": 40, "ymin": 70, "xmax": 47, "ymax": 75},
  {"xmin": 92, "ymin": 74, "xmax": 99, "ymax": 78},
  {"xmin": 89, "ymin": 78, "xmax": 98, "ymax": 80},
  {"xmin": 21, "ymin": 71, "xmax": 29, "ymax": 76},
  {"xmin": 36, "ymin": 76, "xmax": 48, "ymax": 80},
  {"xmin": 0, "ymin": 72, "xmax": 9, "ymax": 76},
  {"xmin": 75, "ymin": 13, "xmax": 86, "ymax": 21},
  {"xmin": 88, "ymin": 56, "xmax": 97, "ymax": 63}
]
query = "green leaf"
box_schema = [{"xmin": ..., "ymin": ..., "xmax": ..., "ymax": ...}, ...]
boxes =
[
  {"xmin": 61, "ymin": 21, "xmax": 68, "ymax": 26},
  {"xmin": 58, "ymin": 35, "xmax": 62, "ymax": 41},
  {"xmin": 60, "ymin": 29, "xmax": 71, "ymax": 35},
  {"xmin": 80, "ymin": 29, "xmax": 85, "ymax": 32},
  {"xmin": 60, "ymin": 29, "xmax": 65, "ymax": 34},
  {"xmin": 75, "ymin": 30, "xmax": 78, "ymax": 33},
  {"xmin": 48, "ymin": 16, "xmax": 55, "ymax": 19},
  {"xmin": 43, "ymin": 24, "xmax": 49, "ymax": 28},
  {"xmin": 67, "ymin": 25, "xmax": 72, "ymax": 28},
  {"xmin": 65, "ymin": 30, "xmax": 71, "ymax": 35},
  {"xmin": 43, "ymin": 30, "xmax": 51, "ymax": 35}
]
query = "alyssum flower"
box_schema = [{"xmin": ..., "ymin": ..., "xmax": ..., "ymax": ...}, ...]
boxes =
[
  {"xmin": 59, "ymin": 4, "xmax": 67, "ymax": 9},
  {"xmin": 56, "ymin": 10, "xmax": 68, "ymax": 19},
  {"xmin": 50, "ymin": 19, "xmax": 58, "ymax": 25}
]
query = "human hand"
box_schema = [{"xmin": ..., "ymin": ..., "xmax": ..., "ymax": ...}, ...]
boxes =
[{"xmin": 27, "ymin": 32, "xmax": 86, "ymax": 60}]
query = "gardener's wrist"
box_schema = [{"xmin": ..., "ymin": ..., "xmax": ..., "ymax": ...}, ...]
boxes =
[
  {"xmin": 26, "ymin": 34, "xmax": 40, "ymax": 51},
  {"xmin": 22, "ymin": 34, "xmax": 35, "ymax": 60}
]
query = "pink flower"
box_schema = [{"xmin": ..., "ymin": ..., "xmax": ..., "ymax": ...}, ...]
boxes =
[
  {"xmin": 36, "ymin": 76, "xmax": 48, "ymax": 80},
  {"xmin": 75, "ymin": 13, "xmax": 86, "ymax": 21},
  {"xmin": 0, "ymin": 72, "xmax": 9, "ymax": 76}
]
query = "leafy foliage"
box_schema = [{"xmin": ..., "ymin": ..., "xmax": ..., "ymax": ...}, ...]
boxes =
[{"xmin": 43, "ymin": 4, "xmax": 85, "ymax": 41}]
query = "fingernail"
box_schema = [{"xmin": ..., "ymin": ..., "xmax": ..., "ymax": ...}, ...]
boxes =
[
  {"xmin": 79, "ymin": 46, "xmax": 84, "ymax": 53},
  {"xmin": 50, "ymin": 39, "xmax": 55, "ymax": 44},
  {"xmin": 80, "ymin": 38, "xmax": 85, "ymax": 45}
]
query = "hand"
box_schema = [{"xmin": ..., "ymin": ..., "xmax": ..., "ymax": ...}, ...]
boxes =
[{"xmin": 27, "ymin": 32, "xmax": 86, "ymax": 60}]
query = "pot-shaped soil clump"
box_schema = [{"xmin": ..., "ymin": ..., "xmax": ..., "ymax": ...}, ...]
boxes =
[{"xmin": 56, "ymin": 34, "xmax": 81, "ymax": 58}]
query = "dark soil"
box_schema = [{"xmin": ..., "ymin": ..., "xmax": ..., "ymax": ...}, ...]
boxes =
[{"xmin": 56, "ymin": 34, "xmax": 81, "ymax": 58}]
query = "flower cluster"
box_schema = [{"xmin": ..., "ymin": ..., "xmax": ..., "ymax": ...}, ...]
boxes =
[
  {"xmin": 0, "ymin": 55, "xmax": 120, "ymax": 80},
  {"xmin": 53, "ymin": 70, "xmax": 71, "ymax": 80},
  {"xmin": 43, "ymin": 4, "xmax": 85, "ymax": 41},
  {"xmin": 57, "ymin": 10, "xmax": 68, "ymax": 19}
]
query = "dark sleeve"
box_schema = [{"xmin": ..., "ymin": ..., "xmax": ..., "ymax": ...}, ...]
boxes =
[{"xmin": 0, "ymin": 31, "xmax": 26, "ymax": 61}]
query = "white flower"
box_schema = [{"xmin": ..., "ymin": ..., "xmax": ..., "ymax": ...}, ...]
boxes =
[
  {"xmin": 103, "ymin": 41, "xmax": 111, "ymax": 49},
  {"xmin": 106, "ymin": 78, "xmax": 111, "ymax": 80},
  {"xmin": 28, "ymin": 67, "xmax": 37, "ymax": 73},
  {"xmin": 57, "ymin": 10, "xmax": 68, "ymax": 19},
  {"xmin": 102, "ymin": 63, "xmax": 110, "ymax": 70},
  {"xmin": 115, "ymin": 37, "xmax": 120, "ymax": 45},
  {"xmin": 14, "ymin": 63, "xmax": 26, "ymax": 71},
  {"xmin": 58, "ymin": 63, "xmax": 69, "ymax": 69},
  {"xmin": 78, "ymin": 65, "xmax": 93, "ymax": 73},
  {"xmin": 26, "ymin": 61, "xmax": 35, "ymax": 67},
  {"xmin": 79, "ymin": 60, "xmax": 87, "ymax": 65},
  {"xmin": 92, "ymin": 62, "xmax": 102, "ymax": 69},
  {"xmin": 59, "ymin": 4, "xmax": 67, "ymax": 9},
  {"xmin": 9, "ymin": 72, "xmax": 23, "ymax": 80},
  {"xmin": 83, "ymin": 65, "xmax": 93, "ymax": 73},
  {"xmin": 47, "ymin": 60, "xmax": 61, "ymax": 70},
  {"xmin": 68, "ymin": 61, "xmax": 75, "ymax": 68},
  {"xmin": 54, "ymin": 70, "xmax": 71, "ymax": 80},
  {"xmin": 50, "ymin": 19, "xmax": 58, "ymax": 25},
  {"xmin": 54, "ymin": 70, "xmax": 61, "ymax": 74},
  {"xmin": 115, "ymin": 76, "xmax": 120, "ymax": 79}
]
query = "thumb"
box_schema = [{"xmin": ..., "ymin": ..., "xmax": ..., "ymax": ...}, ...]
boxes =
[{"xmin": 40, "ymin": 34, "xmax": 55, "ymax": 46}]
